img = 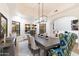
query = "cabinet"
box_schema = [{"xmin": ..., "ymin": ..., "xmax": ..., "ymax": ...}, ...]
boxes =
[{"xmin": 25, "ymin": 24, "xmax": 36, "ymax": 36}]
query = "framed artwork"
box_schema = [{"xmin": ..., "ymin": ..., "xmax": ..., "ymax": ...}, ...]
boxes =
[
  {"xmin": 25, "ymin": 24, "xmax": 30, "ymax": 33},
  {"xmin": 0, "ymin": 13, "xmax": 8, "ymax": 39},
  {"xmin": 12, "ymin": 21, "xmax": 20, "ymax": 36},
  {"xmin": 71, "ymin": 19, "xmax": 78, "ymax": 30}
]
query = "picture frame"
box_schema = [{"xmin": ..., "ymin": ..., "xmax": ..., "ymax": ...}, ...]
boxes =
[
  {"xmin": 0, "ymin": 12, "xmax": 8, "ymax": 39},
  {"xmin": 71, "ymin": 19, "xmax": 78, "ymax": 30}
]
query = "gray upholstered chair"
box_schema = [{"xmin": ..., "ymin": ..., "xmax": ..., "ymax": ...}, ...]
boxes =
[
  {"xmin": 30, "ymin": 36, "xmax": 40, "ymax": 56},
  {"xmin": 27, "ymin": 34, "xmax": 31, "ymax": 49},
  {"xmin": 9, "ymin": 33, "xmax": 16, "ymax": 46}
]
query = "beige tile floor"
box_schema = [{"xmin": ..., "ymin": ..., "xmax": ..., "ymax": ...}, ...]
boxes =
[{"xmin": 15, "ymin": 40, "xmax": 33, "ymax": 56}]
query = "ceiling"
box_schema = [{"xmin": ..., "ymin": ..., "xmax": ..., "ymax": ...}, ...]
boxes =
[{"xmin": 7, "ymin": 3, "xmax": 77, "ymax": 19}]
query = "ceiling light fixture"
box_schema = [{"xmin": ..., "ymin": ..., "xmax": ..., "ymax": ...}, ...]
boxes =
[
  {"xmin": 42, "ymin": 3, "xmax": 43, "ymax": 18},
  {"xmin": 37, "ymin": 3, "xmax": 48, "ymax": 23},
  {"xmin": 38, "ymin": 3, "xmax": 40, "ymax": 19}
]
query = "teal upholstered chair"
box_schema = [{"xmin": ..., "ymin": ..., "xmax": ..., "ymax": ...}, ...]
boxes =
[
  {"xmin": 48, "ymin": 32, "xmax": 77, "ymax": 56},
  {"xmin": 69, "ymin": 33, "xmax": 77, "ymax": 51},
  {"xmin": 48, "ymin": 33, "xmax": 68, "ymax": 56}
]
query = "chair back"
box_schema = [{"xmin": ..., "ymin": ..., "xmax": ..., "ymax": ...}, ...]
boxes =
[
  {"xmin": 30, "ymin": 36, "xmax": 37, "ymax": 49},
  {"xmin": 59, "ymin": 32, "xmax": 77, "ymax": 55},
  {"xmin": 27, "ymin": 35, "xmax": 31, "ymax": 45},
  {"xmin": 7, "ymin": 33, "xmax": 16, "ymax": 43},
  {"xmin": 48, "ymin": 32, "xmax": 78, "ymax": 56}
]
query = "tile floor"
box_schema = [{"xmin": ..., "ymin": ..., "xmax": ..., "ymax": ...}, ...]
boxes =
[{"xmin": 17, "ymin": 40, "xmax": 32, "ymax": 56}]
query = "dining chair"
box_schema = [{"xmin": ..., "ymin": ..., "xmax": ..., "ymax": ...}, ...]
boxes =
[
  {"xmin": 27, "ymin": 34, "xmax": 31, "ymax": 49},
  {"xmin": 48, "ymin": 33, "xmax": 68, "ymax": 56},
  {"xmin": 29, "ymin": 36, "xmax": 40, "ymax": 56},
  {"xmin": 48, "ymin": 32, "xmax": 77, "ymax": 56},
  {"xmin": 9, "ymin": 33, "xmax": 16, "ymax": 46}
]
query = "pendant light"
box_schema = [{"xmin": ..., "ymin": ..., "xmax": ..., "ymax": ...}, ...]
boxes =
[
  {"xmin": 37, "ymin": 3, "xmax": 47, "ymax": 23},
  {"xmin": 37, "ymin": 3, "xmax": 40, "ymax": 23},
  {"xmin": 41, "ymin": 3, "xmax": 47, "ymax": 22}
]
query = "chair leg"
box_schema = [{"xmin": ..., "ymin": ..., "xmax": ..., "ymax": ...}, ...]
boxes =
[
  {"xmin": 33, "ymin": 50, "xmax": 35, "ymax": 56},
  {"xmin": 38, "ymin": 49, "xmax": 40, "ymax": 56},
  {"xmin": 32, "ymin": 49, "xmax": 40, "ymax": 56}
]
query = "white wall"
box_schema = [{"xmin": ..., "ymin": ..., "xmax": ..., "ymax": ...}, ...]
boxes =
[
  {"xmin": 54, "ymin": 16, "xmax": 78, "ymax": 36},
  {"xmin": 0, "ymin": 4, "xmax": 12, "ymax": 37},
  {"xmin": 54, "ymin": 16, "xmax": 77, "ymax": 31}
]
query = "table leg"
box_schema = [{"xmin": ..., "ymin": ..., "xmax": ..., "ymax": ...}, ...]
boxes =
[
  {"xmin": 44, "ymin": 49, "xmax": 48, "ymax": 56},
  {"xmin": 0, "ymin": 48, "xmax": 3, "ymax": 56}
]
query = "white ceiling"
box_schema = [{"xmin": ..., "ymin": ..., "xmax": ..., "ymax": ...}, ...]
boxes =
[{"xmin": 7, "ymin": 3, "xmax": 77, "ymax": 19}]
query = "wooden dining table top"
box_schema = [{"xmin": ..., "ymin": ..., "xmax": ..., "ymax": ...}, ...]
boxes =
[{"xmin": 35, "ymin": 36, "xmax": 60, "ymax": 48}]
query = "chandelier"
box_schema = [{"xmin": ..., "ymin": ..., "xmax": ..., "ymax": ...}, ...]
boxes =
[{"xmin": 37, "ymin": 3, "xmax": 48, "ymax": 23}]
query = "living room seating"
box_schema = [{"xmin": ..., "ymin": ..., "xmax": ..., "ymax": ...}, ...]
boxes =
[{"xmin": 48, "ymin": 31, "xmax": 78, "ymax": 56}]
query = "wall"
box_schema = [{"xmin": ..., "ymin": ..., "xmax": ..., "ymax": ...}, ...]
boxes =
[
  {"xmin": 0, "ymin": 3, "xmax": 12, "ymax": 37},
  {"xmin": 49, "ymin": 5, "xmax": 79, "ymax": 35},
  {"xmin": 54, "ymin": 16, "xmax": 78, "ymax": 38},
  {"xmin": 54, "ymin": 16, "xmax": 77, "ymax": 31}
]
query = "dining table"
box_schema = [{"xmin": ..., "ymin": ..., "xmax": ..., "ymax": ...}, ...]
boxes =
[{"xmin": 35, "ymin": 36, "xmax": 60, "ymax": 56}]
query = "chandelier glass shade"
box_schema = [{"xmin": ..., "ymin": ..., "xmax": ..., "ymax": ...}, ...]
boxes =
[{"xmin": 37, "ymin": 3, "xmax": 48, "ymax": 23}]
